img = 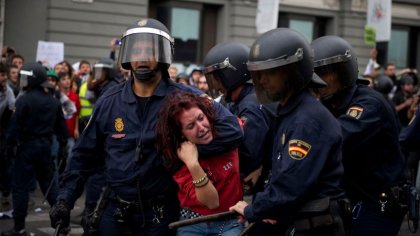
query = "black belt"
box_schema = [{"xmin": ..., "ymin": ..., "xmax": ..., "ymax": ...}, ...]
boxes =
[{"xmin": 112, "ymin": 193, "xmax": 170, "ymax": 212}]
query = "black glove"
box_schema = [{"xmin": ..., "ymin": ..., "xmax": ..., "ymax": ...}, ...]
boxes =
[{"xmin": 50, "ymin": 200, "xmax": 70, "ymax": 229}]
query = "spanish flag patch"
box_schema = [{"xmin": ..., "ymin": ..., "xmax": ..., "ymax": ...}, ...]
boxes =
[
  {"xmin": 288, "ymin": 139, "xmax": 311, "ymax": 160},
  {"xmin": 346, "ymin": 106, "xmax": 364, "ymax": 119}
]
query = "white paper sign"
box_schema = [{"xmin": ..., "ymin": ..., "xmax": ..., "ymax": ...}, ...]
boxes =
[
  {"xmin": 367, "ymin": 0, "xmax": 391, "ymax": 42},
  {"xmin": 36, "ymin": 41, "xmax": 64, "ymax": 68},
  {"xmin": 256, "ymin": 0, "xmax": 279, "ymax": 34}
]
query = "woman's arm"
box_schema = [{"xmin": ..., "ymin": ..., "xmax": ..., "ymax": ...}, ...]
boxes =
[{"xmin": 178, "ymin": 141, "xmax": 219, "ymax": 209}]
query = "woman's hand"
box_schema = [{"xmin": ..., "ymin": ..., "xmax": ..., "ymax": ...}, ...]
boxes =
[{"xmin": 177, "ymin": 141, "xmax": 198, "ymax": 166}]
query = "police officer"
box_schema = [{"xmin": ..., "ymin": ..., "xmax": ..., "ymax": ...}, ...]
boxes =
[
  {"xmin": 49, "ymin": 18, "xmax": 243, "ymax": 235},
  {"xmin": 373, "ymin": 75, "xmax": 395, "ymax": 108},
  {"xmin": 311, "ymin": 36, "xmax": 406, "ymax": 236},
  {"xmin": 2, "ymin": 62, "xmax": 67, "ymax": 236},
  {"xmin": 203, "ymin": 42, "xmax": 273, "ymax": 192},
  {"xmin": 229, "ymin": 28, "xmax": 347, "ymax": 236},
  {"xmin": 88, "ymin": 57, "xmax": 123, "ymax": 99}
]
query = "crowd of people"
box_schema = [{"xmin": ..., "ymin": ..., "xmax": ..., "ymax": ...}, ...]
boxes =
[{"xmin": 0, "ymin": 17, "xmax": 419, "ymax": 236}]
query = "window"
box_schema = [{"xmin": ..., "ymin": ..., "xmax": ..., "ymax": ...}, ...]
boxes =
[
  {"xmin": 289, "ymin": 19, "xmax": 314, "ymax": 42},
  {"xmin": 278, "ymin": 13, "xmax": 329, "ymax": 42},
  {"xmin": 150, "ymin": 1, "xmax": 219, "ymax": 70},
  {"xmin": 385, "ymin": 26, "xmax": 420, "ymax": 70},
  {"xmin": 388, "ymin": 28, "xmax": 409, "ymax": 69},
  {"xmin": 170, "ymin": 8, "xmax": 200, "ymax": 63}
]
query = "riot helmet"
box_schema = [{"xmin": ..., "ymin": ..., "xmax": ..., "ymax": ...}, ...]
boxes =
[
  {"xmin": 176, "ymin": 72, "xmax": 189, "ymax": 85},
  {"xmin": 20, "ymin": 62, "xmax": 52, "ymax": 89},
  {"xmin": 94, "ymin": 57, "xmax": 116, "ymax": 80},
  {"xmin": 247, "ymin": 28, "xmax": 314, "ymax": 103},
  {"xmin": 374, "ymin": 75, "xmax": 393, "ymax": 95},
  {"xmin": 203, "ymin": 42, "xmax": 251, "ymax": 101},
  {"xmin": 118, "ymin": 18, "xmax": 174, "ymax": 81},
  {"xmin": 311, "ymin": 36, "xmax": 359, "ymax": 87}
]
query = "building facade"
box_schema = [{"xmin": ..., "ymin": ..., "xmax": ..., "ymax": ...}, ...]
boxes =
[{"xmin": 3, "ymin": 0, "xmax": 420, "ymax": 74}]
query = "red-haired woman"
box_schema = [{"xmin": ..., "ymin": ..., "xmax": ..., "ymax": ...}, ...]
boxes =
[{"xmin": 156, "ymin": 91, "xmax": 244, "ymax": 235}]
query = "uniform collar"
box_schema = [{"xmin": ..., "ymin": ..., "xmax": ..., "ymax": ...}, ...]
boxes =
[
  {"xmin": 236, "ymin": 84, "xmax": 254, "ymax": 103},
  {"xmin": 123, "ymin": 77, "xmax": 170, "ymax": 103},
  {"xmin": 277, "ymin": 90, "xmax": 307, "ymax": 117},
  {"xmin": 322, "ymin": 85, "xmax": 358, "ymax": 114},
  {"xmin": 337, "ymin": 85, "xmax": 358, "ymax": 111}
]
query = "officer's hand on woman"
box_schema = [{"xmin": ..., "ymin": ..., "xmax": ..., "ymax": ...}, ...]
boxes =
[
  {"xmin": 229, "ymin": 201, "xmax": 248, "ymax": 223},
  {"xmin": 49, "ymin": 200, "xmax": 71, "ymax": 229},
  {"xmin": 229, "ymin": 201, "xmax": 247, "ymax": 216}
]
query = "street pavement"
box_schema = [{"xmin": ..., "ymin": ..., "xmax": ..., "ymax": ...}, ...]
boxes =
[
  {"xmin": 0, "ymin": 189, "xmax": 84, "ymax": 236},
  {"xmin": 0, "ymin": 188, "xmax": 418, "ymax": 235}
]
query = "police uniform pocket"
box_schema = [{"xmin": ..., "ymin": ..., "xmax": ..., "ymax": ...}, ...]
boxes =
[{"xmin": 105, "ymin": 133, "xmax": 137, "ymax": 178}]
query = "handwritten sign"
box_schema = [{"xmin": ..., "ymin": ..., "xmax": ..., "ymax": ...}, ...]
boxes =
[{"xmin": 36, "ymin": 41, "xmax": 64, "ymax": 69}]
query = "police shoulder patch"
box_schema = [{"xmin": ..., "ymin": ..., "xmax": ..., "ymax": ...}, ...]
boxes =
[
  {"xmin": 288, "ymin": 139, "xmax": 311, "ymax": 160},
  {"xmin": 114, "ymin": 117, "xmax": 124, "ymax": 132},
  {"xmin": 346, "ymin": 106, "xmax": 364, "ymax": 119}
]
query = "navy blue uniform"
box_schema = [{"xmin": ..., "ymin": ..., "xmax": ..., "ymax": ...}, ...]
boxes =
[
  {"xmin": 58, "ymin": 78, "xmax": 243, "ymax": 235},
  {"xmin": 98, "ymin": 76, "xmax": 124, "ymax": 97},
  {"xmin": 244, "ymin": 91, "xmax": 345, "ymax": 233},
  {"xmin": 227, "ymin": 84, "xmax": 273, "ymax": 175},
  {"xmin": 400, "ymin": 105, "xmax": 420, "ymax": 151},
  {"xmin": 7, "ymin": 87, "xmax": 67, "ymax": 220},
  {"xmin": 322, "ymin": 84, "xmax": 406, "ymax": 236}
]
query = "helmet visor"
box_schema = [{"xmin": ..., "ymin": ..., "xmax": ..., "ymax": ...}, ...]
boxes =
[
  {"xmin": 313, "ymin": 50, "xmax": 352, "ymax": 68},
  {"xmin": 19, "ymin": 70, "xmax": 32, "ymax": 88},
  {"xmin": 94, "ymin": 68, "xmax": 104, "ymax": 80},
  {"xmin": 247, "ymin": 48, "xmax": 304, "ymax": 72},
  {"xmin": 250, "ymin": 71, "xmax": 274, "ymax": 104},
  {"xmin": 204, "ymin": 57, "xmax": 238, "ymax": 74},
  {"xmin": 118, "ymin": 33, "xmax": 172, "ymax": 67},
  {"xmin": 205, "ymin": 72, "xmax": 226, "ymax": 99}
]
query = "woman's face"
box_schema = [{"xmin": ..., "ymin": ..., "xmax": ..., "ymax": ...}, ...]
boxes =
[{"xmin": 178, "ymin": 106, "xmax": 213, "ymax": 145}]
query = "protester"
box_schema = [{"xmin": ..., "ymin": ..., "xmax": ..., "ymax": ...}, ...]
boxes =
[{"xmin": 156, "ymin": 91, "xmax": 244, "ymax": 235}]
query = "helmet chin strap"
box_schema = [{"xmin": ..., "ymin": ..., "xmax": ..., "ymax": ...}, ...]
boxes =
[{"xmin": 132, "ymin": 69, "xmax": 156, "ymax": 81}]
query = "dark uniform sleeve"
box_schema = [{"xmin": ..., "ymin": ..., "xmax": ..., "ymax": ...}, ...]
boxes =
[
  {"xmin": 58, "ymin": 101, "xmax": 106, "ymax": 208},
  {"xmin": 196, "ymin": 101, "xmax": 243, "ymax": 156},
  {"xmin": 400, "ymin": 106, "xmax": 420, "ymax": 151},
  {"xmin": 335, "ymin": 96, "xmax": 383, "ymax": 155},
  {"xmin": 335, "ymin": 92, "xmax": 405, "ymax": 194},
  {"xmin": 244, "ymin": 120, "xmax": 341, "ymax": 221},
  {"xmin": 238, "ymin": 104, "xmax": 271, "ymax": 174}
]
